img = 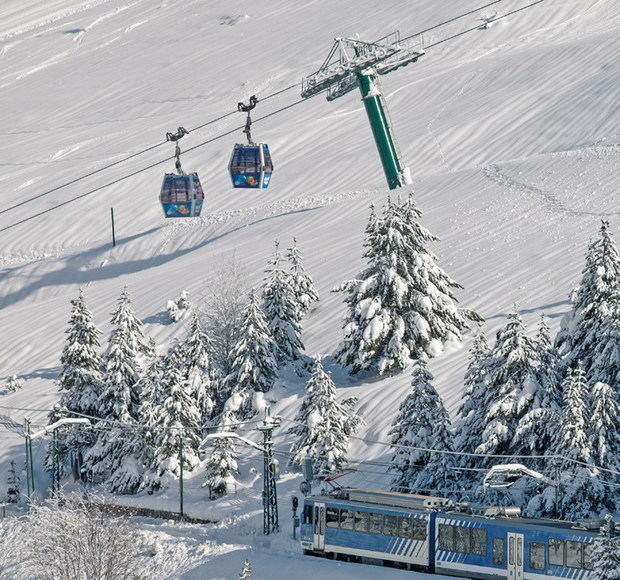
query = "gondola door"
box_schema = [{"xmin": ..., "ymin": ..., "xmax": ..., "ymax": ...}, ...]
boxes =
[
  {"xmin": 508, "ymin": 533, "xmax": 524, "ymax": 580},
  {"xmin": 313, "ymin": 502, "xmax": 326, "ymax": 551}
]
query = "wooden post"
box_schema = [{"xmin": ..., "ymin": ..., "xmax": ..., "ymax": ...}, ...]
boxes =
[{"xmin": 110, "ymin": 208, "xmax": 116, "ymax": 247}]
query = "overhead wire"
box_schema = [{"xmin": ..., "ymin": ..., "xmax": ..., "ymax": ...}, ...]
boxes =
[
  {"xmin": 0, "ymin": 83, "xmax": 299, "ymax": 219},
  {"xmin": 0, "ymin": 0, "xmax": 548, "ymax": 234}
]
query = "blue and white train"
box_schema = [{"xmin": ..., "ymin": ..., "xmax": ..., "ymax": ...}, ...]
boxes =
[{"xmin": 300, "ymin": 489, "xmax": 617, "ymax": 579}]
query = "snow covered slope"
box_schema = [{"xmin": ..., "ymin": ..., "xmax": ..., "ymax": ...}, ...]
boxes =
[{"xmin": 0, "ymin": 0, "xmax": 618, "ymax": 575}]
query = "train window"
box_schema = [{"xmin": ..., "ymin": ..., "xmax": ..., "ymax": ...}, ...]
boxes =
[
  {"xmin": 455, "ymin": 526, "xmax": 471, "ymax": 554},
  {"xmin": 384, "ymin": 515, "xmax": 400, "ymax": 536},
  {"xmin": 530, "ymin": 542, "xmax": 545, "ymax": 570},
  {"xmin": 354, "ymin": 511, "xmax": 368, "ymax": 532},
  {"xmin": 326, "ymin": 507, "xmax": 339, "ymax": 528},
  {"xmin": 470, "ymin": 528, "xmax": 487, "ymax": 556},
  {"xmin": 368, "ymin": 513, "xmax": 383, "ymax": 534},
  {"xmin": 340, "ymin": 510, "xmax": 354, "ymax": 531},
  {"xmin": 566, "ymin": 541, "xmax": 583, "ymax": 568},
  {"xmin": 493, "ymin": 537, "xmax": 505, "ymax": 565},
  {"xmin": 411, "ymin": 518, "xmax": 427, "ymax": 541},
  {"xmin": 400, "ymin": 518, "xmax": 412, "ymax": 537},
  {"xmin": 509, "ymin": 536, "xmax": 515, "ymax": 565},
  {"xmin": 303, "ymin": 504, "xmax": 313, "ymax": 524},
  {"xmin": 517, "ymin": 537, "xmax": 523, "ymax": 566},
  {"xmin": 583, "ymin": 542, "xmax": 594, "ymax": 570},
  {"xmin": 438, "ymin": 524, "xmax": 455, "ymax": 551},
  {"xmin": 549, "ymin": 538, "xmax": 565, "ymax": 566}
]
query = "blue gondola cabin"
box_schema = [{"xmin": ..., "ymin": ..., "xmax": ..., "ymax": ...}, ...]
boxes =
[
  {"xmin": 160, "ymin": 172, "xmax": 204, "ymax": 218},
  {"xmin": 229, "ymin": 143, "xmax": 273, "ymax": 188}
]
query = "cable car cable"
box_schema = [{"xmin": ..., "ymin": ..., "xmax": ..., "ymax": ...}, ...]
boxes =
[
  {"xmin": 0, "ymin": 0, "xmax": 533, "ymax": 219},
  {"xmin": 0, "ymin": 0, "xmax": 547, "ymax": 233},
  {"xmin": 0, "ymin": 96, "xmax": 315, "ymax": 234},
  {"xmin": 0, "ymin": 83, "xmax": 299, "ymax": 219}
]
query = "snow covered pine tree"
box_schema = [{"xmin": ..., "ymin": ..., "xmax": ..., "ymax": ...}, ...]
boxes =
[
  {"xmin": 85, "ymin": 287, "xmax": 149, "ymax": 492},
  {"xmin": 286, "ymin": 237, "xmax": 319, "ymax": 317},
  {"xmin": 389, "ymin": 360, "xmax": 459, "ymax": 498},
  {"xmin": 220, "ymin": 289, "xmax": 279, "ymax": 423},
  {"xmin": 203, "ymin": 429, "xmax": 239, "ymax": 499},
  {"xmin": 335, "ymin": 194, "xmax": 478, "ymax": 374},
  {"xmin": 5, "ymin": 460, "xmax": 20, "ymax": 503},
  {"xmin": 476, "ymin": 308, "xmax": 540, "ymax": 461},
  {"xmin": 54, "ymin": 288, "xmax": 104, "ymax": 479},
  {"xmin": 262, "ymin": 241, "xmax": 304, "ymax": 365},
  {"xmin": 591, "ymin": 515, "xmax": 620, "ymax": 579},
  {"xmin": 287, "ymin": 356, "xmax": 360, "ymax": 477},
  {"xmin": 455, "ymin": 326, "xmax": 491, "ymax": 474},
  {"xmin": 556, "ymin": 220, "xmax": 620, "ymax": 380}
]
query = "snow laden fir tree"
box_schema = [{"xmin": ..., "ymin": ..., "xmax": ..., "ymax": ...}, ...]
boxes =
[
  {"xmin": 286, "ymin": 237, "xmax": 319, "ymax": 317},
  {"xmin": 556, "ymin": 220, "xmax": 620, "ymax": 382},
  {"xmin": 288, "ymin": 356, "xmax": 361, "ymax": 477},
  {"xmin": 262, "ymin": 241, "xmax": 304, "ymax": 365},
  {"xmin": 389, "ymin": 360, "xmax": 459, "ymax": 497},
  {"xmin": 85, "ymin": 287, "xmax": 150, "ymax": 491},
  {"xmin": 53, "ymin": 288, "xmax": 103, "ymax": 478},
  {"xmin": 220, "ymin": 289, "xmax": 278, "ymax": 423},
  {"xmin": 335, "ymin": 194, "xmax": 479, "ymax": 375}
]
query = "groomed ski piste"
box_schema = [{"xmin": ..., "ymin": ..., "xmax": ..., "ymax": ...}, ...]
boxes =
[{"xmin": 0, "ymin": 0, "xmax": 618, "ymax": 577}]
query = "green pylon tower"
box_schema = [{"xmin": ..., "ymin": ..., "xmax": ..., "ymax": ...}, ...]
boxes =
[
  {"xmin": 257, "ymin": 409, "xmax": 280, "ymax": 535},
  {"xmin": 301, "ymin": 33, "xmax": 424, "ymax": 190}
]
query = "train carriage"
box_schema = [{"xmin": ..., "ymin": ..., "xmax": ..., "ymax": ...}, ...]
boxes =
[
  {"xmin": 300, "ymin": 489, "xmax": 451, "ymax": 570},
  {"xmin": 300, "ymin": 489, "xmax": 619, "ymax": 579},
  {"xmin": 435, "ymin": 511, "xmax": 599, "ymax": 580}
]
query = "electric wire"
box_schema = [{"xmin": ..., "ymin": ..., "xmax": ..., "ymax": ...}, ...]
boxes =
[{"xmin": 0, "ymin": 0, "xmax": 547, "ymax": 233}]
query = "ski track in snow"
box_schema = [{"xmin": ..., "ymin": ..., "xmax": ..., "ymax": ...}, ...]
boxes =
[{"xmin": 481, "ymin": 155, "xmax": 620, "ymax": 219}]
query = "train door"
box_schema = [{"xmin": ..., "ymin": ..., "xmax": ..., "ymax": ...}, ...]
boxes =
[
  {"xmin": 313, "ymin": 502, "xmax": 326, "ymax": 550},
  {"xmin": 507, "ymin": 533, "xmax": 524, "ymax": 580}
]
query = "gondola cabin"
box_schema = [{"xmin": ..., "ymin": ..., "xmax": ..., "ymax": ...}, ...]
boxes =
[
  {"xmin": 229, "ymin": 143, "xmax": 273, "ymax": 189},
  {"xmin": 159, "ymin": 172, "xmax": 204, "ymax": 218}
]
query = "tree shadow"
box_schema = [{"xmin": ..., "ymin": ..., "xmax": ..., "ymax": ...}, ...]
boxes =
[{"xmin": 485, "ymin": 300, "xmax": 570, "ymax": 321}]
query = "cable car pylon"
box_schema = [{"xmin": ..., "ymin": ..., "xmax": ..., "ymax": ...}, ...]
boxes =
[{"xmin": 301, "ymin": 32, "xmax": 424, "ymax": 189}]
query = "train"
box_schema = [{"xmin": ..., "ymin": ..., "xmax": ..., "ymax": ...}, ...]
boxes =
[{"xmin": 299, "ymin": 488, "xmax": 618, "ymax": 579}]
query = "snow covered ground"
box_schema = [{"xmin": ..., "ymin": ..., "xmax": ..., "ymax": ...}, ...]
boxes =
[{"xmin": 0, "ymin": 0, "xmax": 618, "ymax": 576}]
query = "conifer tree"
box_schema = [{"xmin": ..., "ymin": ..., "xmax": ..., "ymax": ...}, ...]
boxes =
[
  {"xmin": 590, "ymin": 381, "xmax": 620, "ymax": 510},
  {"xmin": 5, "ymin": 460, "xmax": 20, "ymax": 504},
  {"xmin": 515, "ymin": 315, "xmax": 562, "ymax": 456},
  {"xmin": 203, "ymin": 430, "xmax": 239, "ymax": 499},
  {"xmin": 286, "ymin": 238, "xmax": 319, "ymax": 317},
  {"xmin": 335, "ymin": 195, "xmax": 477, "ymax": 375},
  {"xmin": 556, "ymin": 220, "xmax": 620, "ymax": 375},
  {"xmin": 262, "ymin": 242, "xmax": 304, "ymax": 364},
  {"xmin": 476, "ymin": 309, "xmax": 540, "ymax": 460},
  {"xmin": 455, "ymin": 327, "xmax": 491, "ymax": 468},
  {"xmin": 287, "ymin": 356, "xmax": 361, "ymax": 476},
  {"xmin": 592, "ymin": 516, "xmax": 620, "ymax": 579},
  {"xmin": 179, "ymin": 313, "xmax": 216, "ymax": 425},
  {"xmin": 590, "ymin": 292, "xmax": 620, "ymax": 392},
  {"xmin": 143, "ymin": 345, "xmax": 202, "ymax": 489},
  {"xmin": 54, "ymin": 289, "xmax": 104, "ymax": 478},
  {"xmin": 555, "ymin": 365, "xmax": 606, "ymax": 519},
  {"xmin": 389, "ymin": 361, "xmax": 459, "ymax": 496},
  {"xmin": 221, "ymin": 290, "xmax": 278, "ymax": 421},
  {"xmin": 85, "ymin": 288, "xmax": 144, "ymax": 484}
]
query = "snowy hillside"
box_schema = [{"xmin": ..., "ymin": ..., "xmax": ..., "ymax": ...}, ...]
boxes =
[{"xmin": 0, "ymin": 0, "xmax": 618, "ymax": 576}]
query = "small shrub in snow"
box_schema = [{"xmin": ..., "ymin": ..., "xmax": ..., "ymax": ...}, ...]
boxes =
[
  {"xmin": 5, "ymin": 459, "xmax": 20, "ymax": 504},
  {"xmin": 167, "ymin": 290, "xmax": 191, "ymax": 323},
  {"xmin": 239, "ymin": 559, "xmax": 252, "ymax": 579},
  {"xmin": 5, "ymin": 374, "xmax": 24, "ymax": 392}
]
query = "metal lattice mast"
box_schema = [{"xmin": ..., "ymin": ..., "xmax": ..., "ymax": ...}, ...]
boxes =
[
  {"xmin": 301, "ymin": 32, "xmax": 424, "ymax": 190},
  {"xmin": 257, "ymin": 409, "xmax": 280, "ymax": 535}
]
